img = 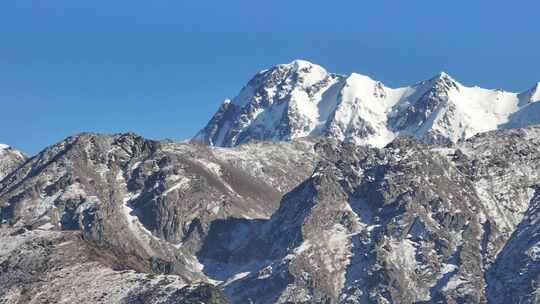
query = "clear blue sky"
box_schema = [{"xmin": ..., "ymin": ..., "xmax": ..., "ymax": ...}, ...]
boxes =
[{"xmin": 2, "ymin": 1, "xmax": 539, "ymax": 155}]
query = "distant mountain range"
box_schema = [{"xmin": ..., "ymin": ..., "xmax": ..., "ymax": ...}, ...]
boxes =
[
  {"xmin": 196, "ymin": 59, "xmax": 540, "ymax": 147},
  {"xmin": 2, "ymin": 62, "xmax": 540, "ymax": 303}
]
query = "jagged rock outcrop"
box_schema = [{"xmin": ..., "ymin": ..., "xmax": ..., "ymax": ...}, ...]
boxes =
[
  {"xmin": 486, "ymin": 189, "xmax": 540, "ymax": 304},
  {"xmin": 196, "ymin": 127, "xmax": 540, "ymax": 303},
  {"xmin": 0, "ymin": 144, "xmax": 26, "ymax": 182}
]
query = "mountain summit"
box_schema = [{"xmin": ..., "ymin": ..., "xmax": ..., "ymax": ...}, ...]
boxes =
[
  {"xmin": 0, "ymin": 144, "xmax": 26, "ymax": 181},
  {"xmin": 195, "ymin": 60, "xmax": 540, "ymax": 147}
]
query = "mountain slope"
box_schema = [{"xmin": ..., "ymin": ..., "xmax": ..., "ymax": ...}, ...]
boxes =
[
  {"xmin": 0, "ymin": 227, "xmax": 209, "ymax": 304},
  {"xmin": 197, "ymin": 127, "xmax": 540, "ymax": 303},
  {"xmin": 3, "ymin": 128, "xmax": 540, "ymax": 303},
  {"xmin": 0, "ymin": 133, "xmax": 318, "ymax": 281},
  {"xmin": 195, "ymin": 60, "xmax": 540, "ymax": 147}
]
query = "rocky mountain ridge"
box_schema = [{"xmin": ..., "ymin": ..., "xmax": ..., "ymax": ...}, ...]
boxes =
[
  {"xmin": 0, "ymin": 144, "xmax": 26, "ymax": 181},
  {"xmin": 2, "ymin": 126, "xmax": 540, "ymax": 303},
  {"xmin": 0, "ymin": 133, "xmax": 318, "ymax": 303}
]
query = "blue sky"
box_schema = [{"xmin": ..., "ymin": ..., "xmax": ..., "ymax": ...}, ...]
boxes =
[{"xmin": 2, "ymin": 1, "xmax": 539, "ymax": 154}]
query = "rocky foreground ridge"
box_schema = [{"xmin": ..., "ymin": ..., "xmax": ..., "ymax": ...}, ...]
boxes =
[{"xmin": 1, "ymin": 126, "xmax": 540, "ymax": 303}]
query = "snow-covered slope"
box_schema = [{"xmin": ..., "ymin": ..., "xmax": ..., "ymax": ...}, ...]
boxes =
[{"xmin": 195, "ymin": 60, "xmax": 540, "ymax": 147}]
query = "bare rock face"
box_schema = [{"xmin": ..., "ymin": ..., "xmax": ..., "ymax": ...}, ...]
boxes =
[
  {"xmin": 486, "ymin": 189, "xmax": 540, "ymax": 304},
  {"xmin": 195, "ymin": 127, "xmax": 540, "ymax": 303},
  {"xmin": 198, "ymin": 138, "xmax": 484, "ymax": 303},
  {"xmin": 3, "ymin": 127, "xmax": 540, "ymax": 303},
  {"xmin": 0, "ymin": 132, "xmax": 317, "ymax": 302}
]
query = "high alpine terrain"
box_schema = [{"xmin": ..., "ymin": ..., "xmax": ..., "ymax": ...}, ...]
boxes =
[
  {"xmin": 2, "ymin": 61, "xmax": 540, "ymax": 303},
  {"xmin": 195, "ymin": 60, "xmax": 540, "ymax": 148}
]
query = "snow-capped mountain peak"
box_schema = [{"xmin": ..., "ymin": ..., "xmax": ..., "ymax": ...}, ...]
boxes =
[
  {"xmin": 0, "ymin": 144, "xmax": 25, "ymax": 162},
  {"xmin": 278, "ymin": 59, "xmax": 330, "ymax": 90},
  {"xmin": 420, "ymin": 71, "xmax": 461, "ymax": 93},
  {"xmin": 195, "ymin": 61, "xmax": 540, "ymax": 147},
  {"xmin": 433, "ymin": 71, "xmax": 454, "ymax": 81},
  {"xmin": 287, "ymin": 59, "xmax": 325, "ymax": 73}
]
